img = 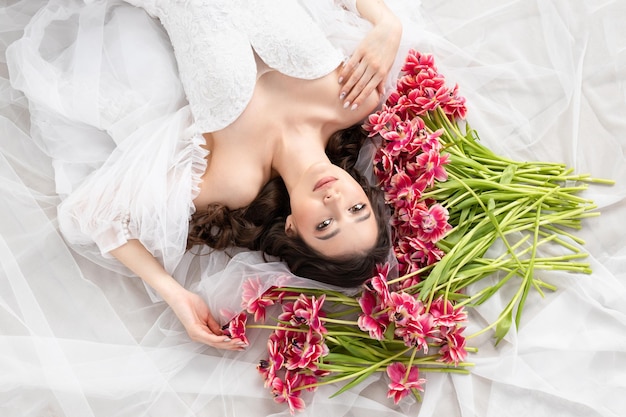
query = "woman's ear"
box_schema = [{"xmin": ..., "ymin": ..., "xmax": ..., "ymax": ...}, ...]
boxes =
[{"xmin": 284, "ymin": 215, "xmax": 297, "ymax": 237}]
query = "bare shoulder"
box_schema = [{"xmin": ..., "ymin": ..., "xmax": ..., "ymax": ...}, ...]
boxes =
[{"xmin": 194, "ymin": 128, "xmax": 276, "ymax": 211}]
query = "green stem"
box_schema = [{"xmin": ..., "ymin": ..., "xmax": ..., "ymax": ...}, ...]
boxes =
[
  {"xmin": 321, "ymin": 317, "xmax": 359, "ymax": 326},
  {"xmin": 404, "ymin": 348, "xmax": 418, "ymax": 381},
  {"xmin": 246, "ymin": 324, "xmax": 309, "ymax": 333},
  {"xmin": 295, "ymin": 347, "xmax": 413, "ymax": 392}
]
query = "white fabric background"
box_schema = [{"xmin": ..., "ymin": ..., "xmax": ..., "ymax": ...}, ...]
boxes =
[{"xmin": 1, "ymin": 0, "xmax": 625, "ymax": 416}]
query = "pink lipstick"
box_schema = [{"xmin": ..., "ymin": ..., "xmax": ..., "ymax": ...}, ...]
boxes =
[{"xmin": 313, "ymin": 177, "xmax": 337, "ymax": 191}]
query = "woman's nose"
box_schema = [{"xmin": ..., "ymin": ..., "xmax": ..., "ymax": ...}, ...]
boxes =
[{"xmin": 324, "ymin": 190, "xmax": 340, "ymax": 202}]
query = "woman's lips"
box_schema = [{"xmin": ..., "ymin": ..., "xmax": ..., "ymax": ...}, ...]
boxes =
[{"xmin": 313, "ymin": 177, "xmax": 337, "ymax": 191}]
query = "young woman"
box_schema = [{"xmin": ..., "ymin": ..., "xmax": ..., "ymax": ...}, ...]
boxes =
[
  {"xmin": 3, "ymin": 1, "xmax": 626, "ymax": 416},
  {"xmin": 8, "ymin": 0, "xmax": 402, "ymax": 350}
]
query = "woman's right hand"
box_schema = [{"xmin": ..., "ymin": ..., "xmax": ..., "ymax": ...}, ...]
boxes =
[
  {"xmin": 337, "ymin": 0, "xmax": 402, "ymax": 110},
  {"xmin": 166, "ymin": 287, "xmax": 247, "ymax": 351},
  {"xmin": 110, "ymin": 240, "xmax": 246, "ymax": 351}
]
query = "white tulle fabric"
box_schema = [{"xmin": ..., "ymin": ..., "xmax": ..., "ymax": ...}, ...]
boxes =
[{"xmin": 1, "ymin": 0, "xmax": 626, "ymax": 417}]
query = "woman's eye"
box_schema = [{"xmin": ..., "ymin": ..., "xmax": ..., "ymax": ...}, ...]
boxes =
[
  {"xmin": 349, "ymin": 203, "xmax": 366, "ymax": 213},
  {"xmin": 316, "ymin": 219, "xmax": 332, "ymax": 230}
]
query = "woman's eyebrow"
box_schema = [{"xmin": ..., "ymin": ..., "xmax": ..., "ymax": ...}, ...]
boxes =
[
  {"xmin": 356, "ymin": 212, "xmax": 371, "ymax": 223},
  {"xmin": 316, "ymin": 212, "xmax": 372, "ymax": 240},
  {"xmin": 317, "ymin": 229, "xmax": 340, "ymax": 240}
]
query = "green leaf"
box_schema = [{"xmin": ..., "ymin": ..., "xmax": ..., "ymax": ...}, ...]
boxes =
[
  {"xmin": 335, "ymin": 336, "xmax": 380, "ymax": 362},
  {"xmin": 450, "ymin": 206, "xmax": 478, "ymax": 242},
  {"xmin": 329, "ymin": 367, "xmax": 379, "ymax": 398},
  {"xmin": 383, "ymin": 322, "xmax": 396, "ymax": 341},
  {"xmin": 324, "ymin": 353, "xmax": 377, "ymax": 365},
  {"xmin": 499, "ymin": 164, "xmax": 517, "ymax": 184},
  {"xmin": 469, "ymin": 269, "xmax": 517, "ymax": 306},
  {"xmin": 494, "ymin": 308, "xmax": 513, "ymax": 345}
]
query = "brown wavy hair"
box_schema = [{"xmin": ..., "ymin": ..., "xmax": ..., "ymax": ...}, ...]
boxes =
[{"xmin": 187, "ymin": 125, "xmax": 391, "ymax": 288}]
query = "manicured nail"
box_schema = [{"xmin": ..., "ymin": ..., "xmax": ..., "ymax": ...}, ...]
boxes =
[
  {"xmin": 339, "ymin": 91, "xmax": 346, "ymax": 100},
  {"xmin": 351, "ymin": 103, "xmax": 358, "ymax": 111},
  {"xmin": 343, "ymin": 101, "xmax": 350, "ymax": 109},
  {"xmin": 338, "ymin": 76, "xmax": 344, "ymax": 84},
  {"xmin": 236, "ymin": 341, "xmax": 247, "ymax": 346},
  {"xmin": 223, "ymin": 337, "xmax": 231, "ymax": 342}
]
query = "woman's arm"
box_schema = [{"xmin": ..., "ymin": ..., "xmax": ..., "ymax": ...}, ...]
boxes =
[
  {"xmin": 110, "ymin": 240, "xmax": 246, "ymax": 350},
  {"xmin": 337, "ymin": 0, "xmax": 402, "ymax": 110}
]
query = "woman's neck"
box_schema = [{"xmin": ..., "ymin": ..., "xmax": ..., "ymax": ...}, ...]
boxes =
[
  {"xmin": 258, "ymin": 67, "xmax": 377, "ymax": 193},
  {"xmin": 271, "ymin": 123, "xmax": 332, "ymax": 194}
]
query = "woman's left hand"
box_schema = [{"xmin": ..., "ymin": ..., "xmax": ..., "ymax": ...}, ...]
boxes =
[{"xmin": 338, "ymin": 15, "xmax": 402, "ymax": 110}]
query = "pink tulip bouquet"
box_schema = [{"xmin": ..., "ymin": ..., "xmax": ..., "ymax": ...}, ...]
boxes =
[{"xmin": 223, "ymin": 49, "xmax": 612, "ymax": 414}]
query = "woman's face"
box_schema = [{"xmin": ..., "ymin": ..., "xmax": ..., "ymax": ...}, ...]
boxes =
[{"xmin": 286, "ymin": 162, "xmax": 378, "ymax": 258}]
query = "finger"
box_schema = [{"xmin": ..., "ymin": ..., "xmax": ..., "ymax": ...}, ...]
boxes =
[
  {"xmin": 188, "ymin": 325, "xmax": 247, "ymax": 350},
  {"xmin": 339, "ymin": 50, "xmax": 367, "ymax": 90},
  {"xmin": 355, "ymin": 73, "xmax": 384, "ymax": 106},
  {"xmin": 338, "ymin": 53, "xmax": 361, "ymax": 85},
  {"xmin": 345, "ymin": 68, "xmax": 378, "ymax": 109},
  {"xmin": 340, "ymin": 61, "xmax": 367, "ymax": 106},
  {"xmin": 215, "ymin": 337, "xmax": 249, "ymax": 351},
  {"xmin": 227, "ymin": 338, "xmax": 249, "ymax": 351},
  {"xmin": 205, "ymin": 312, "xmax": 223, "ymax": 336},
  {"xmin": 377, "ymin": 80, "xmax": 386, "ymax": 96},
  {"xmin": 351, "ymin": 81, "xmax": 377, "ymax": 110},
  {"xmin": 188, "ymin": 325, "xmax": 225, "ymax": 344}
]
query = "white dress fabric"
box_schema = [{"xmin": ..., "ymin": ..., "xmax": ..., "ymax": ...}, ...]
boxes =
[
  {"xmin": 120, "ymin": 0, "xmax": 345, "ymax": 133},
  {"xmin": 1, "ymin": 1, "xmax": 625, "ymax": 417}
]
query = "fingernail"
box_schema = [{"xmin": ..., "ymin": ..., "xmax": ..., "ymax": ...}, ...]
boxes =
[
  {"xmin": 339, "ymin": 92, "xmax": 346, "ymax": 100},
  {"xmin": 338, "ymin": 76, "xmax": 344, "ymax": 84},
  {"xmin": 351, "ymin": 103, "xmax": 358, "ymax": 111},
  {"xmin": 343, "ymin": 101, "xmax": 350, "ymax": 109},
  {"xmin": 223, "ymin": 337, "xmax": 231, "ymax": 342},
  {"xmin": 236, "ymin": 341, "xmax": 247, "ymax": 346}
]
